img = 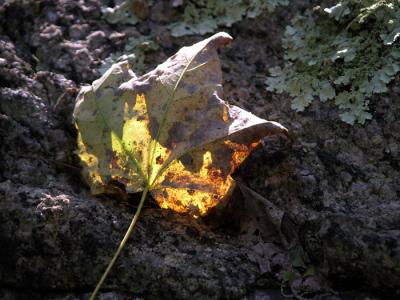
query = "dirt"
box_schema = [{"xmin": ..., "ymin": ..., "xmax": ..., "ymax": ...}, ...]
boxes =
[{"xmin": 0, "ymin": 0, "xmax": 399, "ymax": 299}]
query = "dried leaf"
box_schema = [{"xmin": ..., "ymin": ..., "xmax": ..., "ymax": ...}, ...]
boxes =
[
  {"xmin": 73, "ymin": 32, "xmax": 287, "ymax": 217},
  {"xmin": 236, "ymin": 184, "xmax": 298, "ymax": 246}
]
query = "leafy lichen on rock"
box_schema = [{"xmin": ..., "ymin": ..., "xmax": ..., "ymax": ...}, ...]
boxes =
[
  {"xmin": 169, "ymin": 0, "xmax": 289, "ymax": 37},
  {"xmin": 266, "ymin": 0, "xmax": 400, "ymax": 124}
]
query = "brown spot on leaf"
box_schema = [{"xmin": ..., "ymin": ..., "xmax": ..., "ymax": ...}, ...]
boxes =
[
  {"xmin": 173, "ymin": 198, "xmax": 183, "ymax": 206},
  {"xmin": 111, "ymin": 157, "xmax": 119, "ymax": 169},
  {"xmin": 208, "ymin": 168, "xmax": 222, "ymax": 180},
  {"xmin": 164, "ymin": 172, "xmax": 173, "ymax": 181},
  {"xmin": 156, "ymin": 155, "xmax": 164, "ymax": 165},
  {"xmin": 167, "ymin": 122, "xmax": 186, "ymax": 148}
]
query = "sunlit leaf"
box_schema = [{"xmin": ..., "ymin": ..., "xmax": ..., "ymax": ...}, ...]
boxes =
[{"xmin": 74, "ymin": 32, "xmax": 287, "ymax": 217}]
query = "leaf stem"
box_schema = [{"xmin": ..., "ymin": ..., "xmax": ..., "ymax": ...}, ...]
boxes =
[{"xmin": 89, "ymin": 184, "xmax": 150, "ymax": 300}]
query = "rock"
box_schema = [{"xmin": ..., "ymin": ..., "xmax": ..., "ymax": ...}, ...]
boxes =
[
  {"xmin": 39, "ymin": 24, "xmax": 63, "ymax": 41},
  {"xmin": 0, "ymin": 41, "xmax": 294, "ymax": 299},
  {"xmin": 240, "ymin": 83, "xmax": 400, "ymax": 296},
  {"xmin": 69, "ymin": 23, "xmax": 90, "ymax": 40},
  {"xmin": 87, "ymin": 30, "xmax": 107, "ymax": 50},
  {"xmin": 0, "ymin": 173, "xmax": 291, "ymax": 299},
  {"xmin": 109, "ymin": 31, "xmax": 126, "ymax": 45},
  {"xmin": 0, "ymin": 0, "xmax": 399, "ymax": 298},
  {"xmin": 0, "ymin": 287, "xmax": 136, "ymax": 300},
  {"xmin": 132, "ymin": 0, "xmax": 149, "ymax": 20}
]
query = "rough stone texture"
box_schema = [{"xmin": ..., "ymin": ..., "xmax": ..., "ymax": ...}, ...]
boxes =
[
  {"xmin": 227, "ymin": 19, "xmax": 400, "ymax": 295},
  {"xmin": 0, "ymin": 178, "xmax": 293, "ymax": 299},
  {"xmin": 0, "ymin": 0, "xmax": 399, "ymax": 299}
]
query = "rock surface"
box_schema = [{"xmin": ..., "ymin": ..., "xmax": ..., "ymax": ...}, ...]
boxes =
[{"xmin": 0, "ymin": 0, "xmax": 399, "ymax": 299}]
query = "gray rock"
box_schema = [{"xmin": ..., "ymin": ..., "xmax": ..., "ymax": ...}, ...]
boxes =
[
  {"xmin": 87, "ymin": 31, "xmax": 107, "ymax": 50},
  {"xmin": 69, "ymin": 24, "xmax": 90, "ymax": 40},
  {"xmin": 0, "ymin": 49, "xmax": 293, "ymax": 299},
  {"xmin": 1, "ymin": 0, "xmax": 399, "ymax": 299}
]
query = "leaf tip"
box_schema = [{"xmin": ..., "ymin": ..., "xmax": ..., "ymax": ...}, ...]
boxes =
[{"xmin": 209, "ymin": 32, "xmax": 233, "ymax": 47}]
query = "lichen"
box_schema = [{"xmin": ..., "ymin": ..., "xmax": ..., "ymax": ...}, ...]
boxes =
[
  {"xmin": 169, "ymin": 0, "xmax": 289, "ymax": 37},
  {"xmin": 266, "ymin": 0, "xmax": 400, "ymax": 124}
]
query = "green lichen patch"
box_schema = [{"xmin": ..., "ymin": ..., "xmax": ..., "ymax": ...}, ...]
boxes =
[
  {"xmin": 170, "ymin": 0, "xmax": 289, "ymax": 37},
  {"xmin": 266, "ymin": 0, "xmax": 400, "ymax": 125}
]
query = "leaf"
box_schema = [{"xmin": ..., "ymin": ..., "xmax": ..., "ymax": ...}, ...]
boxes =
[
  {"xmin": 333, "ymin": 74, "xmax": 350, "ymax": 85},
  {"xmin": 391, "ymin": 48, "xmax": 400, "ymax": 59},
  {"xmin": 304, "ymin": 265, "xmax": 316, "ymax": 277},
  {"xmin": 331, "ymin": 47, "xmax": 357, "ymax": 62},
  {"xmin": 339, "ymin": 111, "xmax": 356, "ymax": 125},
  {"xmin": 282, "ymin": 271, "xmax": 298, "ymax": 283},
  {"xmin": 292, "ymin": 253, "xmax": 306, "ymax": 269},
  {"xmin": 74, "ymin": 32, "xmax": 287, "ymax": 217},
  {"xmin": 291, "ymin": 94, "xmax": 313, "ymax": 112},
  {"xmin": 371, "ymin": 76, "xmax": 388, "ymax": 93},
  {"xmin": 266, "ymin": 67, "xmax": 286, "ymax": 93},
  {"xmin": 101, "ymin": 0, "xmax": 139, "ymax": 25},
  {"xmin": 318, "ymin": 81, "xmax": 336, "ymax": 102},
  {"xmin": 324, "ymin": 3, "xmax": 351, "ymax": 21},
  {"xmin": 236, "ymin": 184, "xmax": 286, "ymax": 242},
  {"xmin": 380, "ymin": 26, "xmax": 400, "ymax": 45}
]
